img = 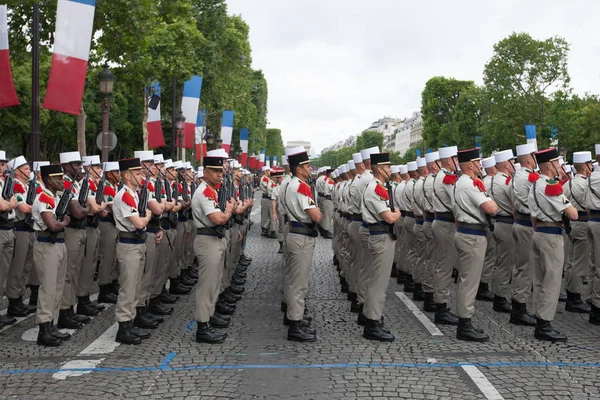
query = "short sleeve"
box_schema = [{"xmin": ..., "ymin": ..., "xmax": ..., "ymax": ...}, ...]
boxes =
[
  {"xmin": 200, "ymin": 195, "xmax": 221, "ymax": 216},
  {"xmin": 548, "ymin": 193, "xmax": 571, "ymax": 214},
  {"xmin": 37, "ymin": 199, "xmax": 54, "ymax": 214},
  {"xmin": 119, "ymin": 198, "xmax": 139, "ymax": 220},
  {"xmin": 367, "ymin": 190, "xmax": 391, "ymax": 216},
  {"xmin": 298, "ymin": 192, "xmax": 316, "ymax": 212},
  {"xmin": 470, "ymin": 187, "xmax": 492, "ymax": 209}
]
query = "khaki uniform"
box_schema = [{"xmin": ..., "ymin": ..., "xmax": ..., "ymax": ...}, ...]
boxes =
[
  {"xmin": 412, "ymin": 176, "xmax": 427, "ymax": 286},
  {"xmin": 169, "ymin": 181, "xmax": 186, "ymax": 280},
  {"xmin": 420, "ymin": 174, "xmax": 436, "ymax": 293},
  {"xmin": 32, "ymin": 188, "xmax": 68, "ymax": 324},
  {"xmin": 278, "ymin": 174, "xmax": 293, "ymax": 298},
  {"xmin": 77, "ymin": 178, "xmax": 100, "ymax": 298},
  {"xmin": 563, "ymin": 175, "xmax": 589, "ymax": 295},
  {"xmin": 284, "ymin": 176, "xmax": 317, "ymax": 321},
  {"xmin": 489, "ymin": 173, "xmax": 515, "ymax": 298},
  {"xmin": 393, "ymin": 180, "xmax": 407, "ymax": 273},
  {"xmin": 260, "ymin": 175, "xmax": 274, "ymax": 231},
  {"xmin": 136, "ymin": 177, "xmax": 160, "ymax": 306},
  {"xmin": 584, "ymin": 170, "xmax": 600, "ymax": 308},
  {"xmin": 403, "ymin": 178, "xmax": 417, "ymax": 280},
  {"xmin": 338, "ymin": 180, "xmax": 352, "ymax": 283},
  {"xmin": 453, "ymin": 175, "xmax": 492, "ymax": 318},
  {"xmin": 481, "ymin": 175, "xmax": 496, "ymax": 287},
  {"xmin": 0, "ymin": 177, "xmax": 16, "ymax": 302},
  {"xmin": 347, "ymin": 174, "xmax": 364, "ymax": 295},
  {"xmin": 362, "ymin": 178, "xmax": 396, "ymax": 320},
  {"xmin": 113, "ymin": 186, "xmax": 146, "ymax": 322},
  {"xmin": 318, "ymin": 176, "xmax": 334, "ymax": 232},
  {"xmin": 98, "ymin": 181, "xmax": 118, "ymax": 286},
  {"xmin": 529, "ymin": 175, "xmax": 572, "ymax": 321},
  {"xmin": 355, "ymin": 171, "xmax": 375, "ymax": 304}
]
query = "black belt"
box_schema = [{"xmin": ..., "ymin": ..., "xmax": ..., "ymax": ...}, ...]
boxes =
[
  {"xmin": 118, "ymin": 231, "xmax": 147, "ymax": 243},
  {"xmin": 100, "ymin": 214, "xmax": 115, "ymax": 224},
  {"xmin": 159, "ymin": 218, "xmax": 171, "ymax": 230},
  {"xmin": 415, "ymin": 215, "xmax": 424, "ymax": 225},
  {"xmin": 494, "ymin": 215, "xmax": 514, "ymax": 224},
  {"xmin": 589, "ymin": 210, "xmax": 600, "ymax": 222},
  {"xmin": 86, "ymin": 215, "xmax": 99, "ymax": 228},
  {"xmin": 197, "ymin": 227, "xmax": 219, "ymax": 237},
  {"xmin": 348, "ymin": 213, "xmax": 363, "ymax": 222},
  {"xmin": 0, "ymin": 220, "xmax": 15, "ymax": 230},
  {"xmin": 435, "ymin": 212, "xmax": 454, "ymax": 223},
  {"xmin": 456, "ymin": 222, "xmax": 487, "ymax": 236},
  {"xmin": 36, "ymin": 230, "xmax": 65, "ymax": 243},
  {"xmin": 424, "ymin": 216, "xmax": 434, "ymax": 223},
  {"xmin": 404, "ymin": 211, "xmax": 414, "ymax": 218},
  {"xmin": 67, "ymin": 218, "xmax": 86, "ymax": 229},
  {"xmin": 515, "ymin": 211, "xmax": 532, "ymax": 227},
  {"xmin": 14, "ymin": 220, "xmax": 34, "ymax": 232},
  {"xmin": 535, "ymin": 226, "xmax": 563, "ymax": 235},
  {"xmin": 289, "ymin": 221, "xmax": 318, "ymax": 237},
  {"xmin": 575, "ymin": 210, "xmax": 588, "ymax": 222},
  {"xmin": 262, "ymin": 194, "xmax": 270, "ymax": 199},
  {"xmin": 368, "ymin": 221, "xmax": 396, "ymax": 238},
  {"xmin": 146, "ymin": 228, "xmax": 161, "ymax": 233}
]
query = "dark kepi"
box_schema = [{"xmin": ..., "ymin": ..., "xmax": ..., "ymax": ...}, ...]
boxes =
[
  {"xmin": 119, "ymin": 158, "xmax": 142, "ymax": 171},
  {"xmin": 370, "ymin": 152, "xmax": 390, "ymax": 165},
  {"xmin": 534, "ymin": 148, "xmax": 559, "ymax": 165},
  {"xmin": 457, "ymin": 148, "xmax": 480, "ymax": 163}
]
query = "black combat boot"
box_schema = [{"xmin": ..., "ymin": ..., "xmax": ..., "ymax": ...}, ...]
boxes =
[
  {"xmin": 7, "ymin": 297, "xmax": 29, "ymax": 317},
  {"xmin": 363, "ymin": 318, "xmax": 395, "ymax": 342},
  {"xmin": 240, "ymin": 254, "xmax": 252, "ymax": 263},
  {"xmin": 57, "ymin": 309, "xmax": 83, "ymax": 330},
  {"xmin": 456, "ymin": 318, "xmax": 489, "ymax": 342},
  {"xmin": 347, "ymin": 291, "xmax": 357, "ymax": 302},
  {"xmin": 558, "ymin": 292, "xmax": 567, "ymax": 302},
  {"xmin": 37, "ymin": 322, "xmax": 61, "ymax": 347},
  {"xmin": 179, "ymin": 273, "xmax": 196, "ymax": 287},
  {"xmin": 147, "ymin": 297, "xmax": 174, "ymax": 315},
  {"xmin": 128, "ymin": 324, "xmax": 151, "ymax": 339},
  {"xmin": 412, "ymin": 283, "xmax": 425, "ymax": 301},
  {"xmin": 391, "ymin": 263, "xmax": 398, "ymax": 278},
  {"xmin": 278, "ymin": 241, "xmax": 284, "ymax": 254},
  {"xmin": 509, "ymin": 300, "xmax": 536, "ymax": 326},
  {"xmin": 196, "ymin": 322, "xmax": 227, "ymax": 343},
  {"xmin": 423, "ymin": 292, "xmax": 436, "ymax": 312},
  {"xmin": 341, "ymin": 278, "xmax": 349, "ymax": 294},
  {"xmin": 396, "ymin": 270, "xmax": 407, "ymax": 284},
  {"xmin": 98, "ymin": 284, "xmax": 118, "ymax": 304},
  {"xmin": 209, "ymin": 314, "xmax": 230, "ymax": 328},
  {"xmin": 261, "ymin": 228, "xmax": 268, "ymax": 237},
  {"xmin": 493, "ymin": 295, "xmax": 512, "ymax": 313},
  {"xmin": 287, "ymin": 320, "xmax": 316, "ymax": 342},
  {"xmin": 404, "ymin": 275, "xmax": 415, "ymax": 293},
  {"xmin": 159, "ymin": 287, "xmax": 179, "ymax": 303},
  {"xmin": 0, "ymin": 313, "xmax": 17, "ymax": 328},
  {"xmin": 111, "ymin": 279, "xmax": 120, "ymax": 295},
  {"xmin": 357, "ymin": 312, "xmax": 368, "ymax": 326},
  {"xmin": 281, "ymin": 301, "xmax": 288, "ymax": 313},
  {"xmin": 534, "ymin": 318, "xmax": 567, "ymax": 342},
  {"xmin": 283, "ymin": 314, "xmax": 316, "ymax": 334},
  {"xmin": 234, "ymin": 271, "xmax": 247, "ymax": 279},
  {"xmin": 116, "ymin": 321, "xmax": 142, "ymax": 345},
  {"xmin": 29, "ymin": 285, "xmax": 40, "ymax": 307},
  {"xmin": 225, "ymin": 289, "xmax": 242, "ymax": 301},
  {"xmin": 229, "ymin": 284, "xmax": 245, "ymax": 295},
  {"xmin": 76, "ymin": 295, "xmax": 100, "ymax": 317},
  {"xmin": 333, "ymin": 255, "xmax": 339, "ymax": 266},
  {"xmin": 49, "ymin": 324, "xmax": 71, "ymax": 341},
  {"xmin": 434, "ymin": 303, "xmax": 459, "ymax": 325},
  {"xmin": 220, "ymin": 292, "xmax": 239, "ymax": 304},
  {"xmin": 322, "ymin": 230, "xmax": 333, "ymax": 239},
  {"xmin": 350, "ymin": 300, "xmax": 362, "ymax": 313},
  {"xmin": 590, "ymin": 304, "xmax": 600, "ymax": 325},
  {"xmin": 169, "ymin": 278, "xmax": 191, "ymax": 295},
  {"xmin": 231, "ymin": 275, "xmax": 246, "ymax": 286},
  {"xmin": 69, "ymin": 306, "xmax": 91, "ymax": 324},
  {"xmin": 565, "ymin": 291, "xmax": 591, "ymax": 313},
  {"xmin": 476, "ymin": 282, "xmax": 494, "ymax": 302},
  {"xmin": 215, "ymin": 302, "xmax": 235, "ymax": 315},
  {"xmin": 268, "ymin": 230, "xmax": 277, "ymax": 239},
  {"xmin": 185, "ymin": 267, "xmax": 199, "ymax": 280},
  {"xmin": 133, "ymin": 307, "xmax": 159, "ymax": 329}
]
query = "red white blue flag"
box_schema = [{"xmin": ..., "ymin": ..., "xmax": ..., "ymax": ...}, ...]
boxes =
[
  {"xmin": 195, "ymin": 110, "xmax": 206, "ymax": 161},
  {"xmin": 239, "ymin": 128, "xmax": 249, "ymax": 166},
  {"xmin": 220, "ymin": 110, "xmax": 234, "ymax": 153},
  {"xmin": 0, "ymin": 6, "xmax": 19, "ymax": 108},
  {"xmin": 147, "ymin": 82, "xmax": 165, "ymax": 148},
  {"xmin": 180, "ymin": 75, "xmax": 202, "ymax": 149}
]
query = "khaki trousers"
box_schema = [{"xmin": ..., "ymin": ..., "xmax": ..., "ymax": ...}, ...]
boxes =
[
  {"xmin": 412, "ymin": 221, "xmax": 426, "ymax": 283},
  {"xmin": 169, "ymin": 222, "xmax": 185, "ymax": 279},
  {"xmin": 194, "ymin": 234, "xmax": 227, "ymax": 322},
  {"xmin": 454, "ymin": 232, "xmax": 487, "ymax": 319},
  {"xmin": 61, "ymin": 227, "xmax": 86, "ymax": 310},
  {"xmin": 77, "ymin": 226, "xmax": 99, "ymax": 297},
  {"xmin": 152, "ymin": 228, "xmax": 176, "ymax": 297},
  {"xmin": 6, "ymin": 229, "xmax": 34, "ymax": 298},
  {"xmin": 184, "ymin": 220, "xmax": 195, "ymax": 267},
  {"xmin": 261, "ymin": 198, "xmax": 272, "ymax": 230},
  {"xmin": 566, "ymin": 221, "xmax": 589, "ymax": 294},
  {"xmin": 34, "ymin": 239, "xmax": 68, "ymax": 324},
  {"xmin": 115, "ymin": 241, "xmax": 146, "ymax": 322},
  {"xmin": 277, "ymin": 208, "xmax": 286, "ymax": 242},
  {"xmin": 332, "ymin": 214, "xmax": 340, "ymax": 257},
  {"xmin": 403, "ymin": 217, "xmax": 417, "ymax": 278},
  {"xmin": 318, "ymin": 199, "xmax": 333, "ymax": 232},
  {"xmin": 347, "ymin": 220, "xmax": 363, "ymax": 294},
  {"xmin": 357, "ymin": 225, "xmax": 373, "ymax": 304},
  {"xmin": 422, "ymin": 221, "xmax": 435, "ymax": 293},
  {"xmin": 492, "ymin": 221, "xmax": 514, "ymax": 298},
  {"xmin": 481, "ymin": 230, "xmax": 495, "ymax": 285},
  {"xmin": 281, "ymin": 219, "xmax": 290, "ymax": 299},
  {"xmin": 222, "ymin": 224, "xmax": 240, "ymax": 290},
  {"xmin": 98, "ymin": 221, "xmax": 118, "ymax": 286},
  {"xmin": 587, "ymin": 222, "xmax": 600, "ymax": 308},
  {"xmin": 285, "ymin": 233, "xmax": 316, "ymax": 321},
  {"xmin": 395, "ymin": 220, "xmax": 406, "ymax": 272},
  {"xmin": 512, "ymin": 223, "xmax": 534, "ymax": 303},
  {"xmin": 340, "ymin": 218, "xmax": 351, "ymax": 280},
  {"xmin": 0, "ymin": 229, "xmax": 15, "ymax": 299},
  {"xmin": 532, "ymin": 232, "xmax": 564, "ymax": 321},
  {"xmin": 363, "ymin": 233, "xmax": 395, "ymax": 320},
  {"xmin": 136, "ymin": 232, "xmax": 157, "ymax": 306},
  {"xmin": 433, "ymin": 219, "xmax": 456, "ymax": 304}
]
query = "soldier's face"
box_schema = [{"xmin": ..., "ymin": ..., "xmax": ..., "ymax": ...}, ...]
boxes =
[
  {"xmin": 130, "ymin": 169, "xmax": 144, "ymax": 188},
  {"xmin": 17, "ymin": 164, "xmax": 31, "ymax": 181},
  {"xmin": 204, "ymin": 168, "xmax": 223, "ymax": 186},
  {"xmin": 0, "ymin": 161, "xmax": 6, "ymax": 175},
  {"xmin": 91, "ymin": 166, "xmax": 103, "ymax": 180}
]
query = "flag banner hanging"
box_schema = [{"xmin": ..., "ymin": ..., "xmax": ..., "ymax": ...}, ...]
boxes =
[
  {"xmin": 147, "ymin": 82, "xmax": 165, "ymax": 148},
  {"xmin": 195, "ymin": 110, "xmax": 206, "ymax": 161},
  {"xmin": 259, "ymin": 150, "xmax": 265, "ymax": 170},
  {"xmin": 273, "ymin": 155, "xmax": 278, "ymax": 167},
  {"xmin": 0, "ymin": 6, "xmax": 19, "ymax": 108},
  {"xmin": 239, "ymin": 128, "xmax": 249, "ymax": 166},
  {"xmin": 179, "ymin": 75, "xmax": 202, "ymax": 149},
  {"xmin": 43, "ymin": 0, "xmax": 96, "ymax": 114},
  {"xmin": 265, "ymin": 156, "xmax": 270, "ymax": 168},
  {"xmin": 525, "ymin": 124, "xmax": 538, "ymax": 151},
  {"xmin": 220, "ymin": 110, "xmax": 234, "ymax": 153}
]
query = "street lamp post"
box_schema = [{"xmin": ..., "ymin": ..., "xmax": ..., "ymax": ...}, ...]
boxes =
[
  {"xmin": 175, "ymin": 110, "xmax": 186, "ymax": 161},
  {"xmin": 99, "ymin": 65, "xmax": 115, "ymax": 162}
]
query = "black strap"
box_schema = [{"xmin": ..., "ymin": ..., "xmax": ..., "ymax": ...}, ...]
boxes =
[
  {"xmin": 432, "ymin": 174, "xmax": 453, "ymax": 213},
  {"xmin": 568, "ymin": 178, "xmax": 586, "ymax": 211},
  {"xmin": 423, "ymin": 175, "xmax": 434, "ymax": 209},
  {"xmin": 532, "ymin": 180, "xmax": 560, "ymax": 224},
  {"xmin": 453, "ymin": 184, "xmax": 487, "ymax": 226}
]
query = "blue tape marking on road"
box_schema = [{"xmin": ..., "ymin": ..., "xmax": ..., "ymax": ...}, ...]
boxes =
[
  {"xmin": 2, "ymin": 361, "xmax": 600, "ymax": 376},
  {"xmin": 159, "ymin": 352, "xmax": 177, "ymax": 370},
  {"xmin": 185, "ymin": 320, "xmax": 196, "ymax": 331}
]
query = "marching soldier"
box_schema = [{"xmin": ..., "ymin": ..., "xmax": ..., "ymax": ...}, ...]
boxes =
[
  {"xmin": 394, "ymin": 164, "xmax": 409, "ymax": 285},
  {"xmin": 421, "ymin": 151, "xmax": 440, "ymax": 312},
  {"xmin": 346, "ymin": 152, "xmax": 365, "ymax": 313},
  {"xmin": 453, "ymin": 148, "xmax": 498, "ymax": 342},
  {"xmin": 317, "ymin": 167, "xmax": 334, "ymax": 238},
  {"xmin": 562, "ymin": 151, "xmax": 592, "ymax": 313},
  {"xmin": 478, "ymin": 156, "xmax": 497, "ymax": 302},
  {"xmin": 402, "ymin": 161, "xmax": 418, "ymax": 293},
  {"xmin": 584, "ymin": 144, "xmax": 600, "ymax": 325},
  {"xmin": 509, "ymin": 143, "xmax": 538, "ymax": 326},
  {"xmin": 411, "ymin": 157, "xmax": 428, "ymax": 301},
  {"xmin": 33, "ymin": 165, "xmax": 73, "ymax": 346},
  {"xmin": 260, "ymin": 166, "xmax": 275, "ymax": 237},
  {"xmin": 361, "ymin": 152, "xmax": 400, "ymax": 342},
  {"xmin": 167, "ymin": 161, "xmax": 191, "ymax": 295},
  {"xmin": 97, "ymin": 161, "xmax": 120, "ymax": 304},
  {"xmin": 271, "ymin": 166, "xmax": 285, "ymax": 253},
  {"xmin": 529, "ymin": 148, "xmax": 577, "ymax": 341}
]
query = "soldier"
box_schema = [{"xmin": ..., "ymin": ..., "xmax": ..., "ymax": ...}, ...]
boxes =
[
  {"xmin": 167, "ymin": 161, "xmax": 191, "ymax": 295},
  {"xmin": 338, "ymin": 164, "xmax": 354, "ymax": 295},
  {"xmin": 508, "ymin": 143, "xmax": 538, "ymax": 326},
  {"xmin": 33, "ymin": 165, "xmax": 73, "ymax": 346},
  {"xmin": 585, "ymin": 145, "xmax": 600, "ymax": 325},
  {"xmin": 388, "ymin": 164, "xmax": 401, "ymax": 279},
  {"xmin": 183, "ymin": 162, "xmax": 198, "ymax": 279},
  {"xmin": 529, "ymin": 148, "xmax": 578, "ymax": 341},
  {"xmin": 393, "ymin": 164, "xmax": 409, "ymax": 285},
  {"xmin": 411, "ymin": 157, "xmax": 428, "ymax": 301},
  {"xmin": 317, "ymin": 167, "xmax": 334, "ymax": 238},
  {"xmin": 283, "ymin": 146, "xmax": 321, "ymax": 342},
  {"xmin": 260, "ymin": 166, "xmax": 275, "ymax": 237},
  {"xmin": 271, "ymin": 166, "xmax": 285, "ymax": 253},
  {"xmin": 5, "ymin": 156, "xmax": 36, "ymax": 317},
  {"xmin": 478, "ymin": 156, "xmax": 497, "ymax": 302},
  {"xmin": 488, "ymin": 150, "xmax": 516, "ymax": 313},
  {"xmin": 420, "ymin": 151, "xmax": 440, "ymax": 312},
  {"xmin": 453, "ymin": 148, "xmax": 498, "ymax": 342},
  {"xmin": 97, "ymin": 161, "xmax": 120, "ymax": 304},
  {"xmin": 562, "ymin": 151, "xmax": 592, "ymax": 313},
  {"xmin": 347, "ymin": 152, "xmax": 365, "ymax": 313},
  {"xmin": 361, "ymin": 152, "xmax": 400, "ymax": 341},
  {"xmin": 402, "ymin": 161, "xmax": 418, "ymax": 293},
  {"xmin": 431, "ymin": 146, "xmax": 459, "ymax": 325},
  {"xmin": 192, "ymin": 149, "xmax": 235, "ymax": 343}
]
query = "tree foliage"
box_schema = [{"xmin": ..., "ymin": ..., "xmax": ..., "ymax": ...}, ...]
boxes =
[
  {"xmin": 265, "ymin": 128, "xmax": 284, "ymax": 165},
  {"xmin": 356, "ymin": 130, "xmax": 383, "ymax": 151}
]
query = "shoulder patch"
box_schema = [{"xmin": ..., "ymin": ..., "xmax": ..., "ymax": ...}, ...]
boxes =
[
  {"xmin": 39, "ymin": 192, "xmax": 55, "ymax": 209},
  {"xmin": 545, "ymin": 179, "xmax": 563, "ymax": 196},
  {"xmin": 89, "ymin": 179, "xmax": 97, "ymax": 193},
  {"xmin": 262, "ymin": 176, "xmax": 269, "ymax": 183},
  {"xmin": 104, "ymin": 186, "xmax": 116, "ymax": 197},
  {"xmin": 14, "ymin": 183, "xmax": 25, "ymax": 194},
  {"xmin": 122, "ymin": 191, "xmax": 137, "ymax": 210},
  {"xmin": 297, "ymin": 181, "xmax": 313, "ymax": 199},
  {"xmin": 505, "ymin": 175, "xmax": 512, "ymax": 185},
  {"xmin": 63, "ymin": 179, "xmax": 72, "ymax": 190},
  {"xmin": 203, "ymin": 186, "xmax": 217, "ymax": 202}
]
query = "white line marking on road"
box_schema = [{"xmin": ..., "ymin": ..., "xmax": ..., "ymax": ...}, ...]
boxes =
[
  {"xmin": 52, "ymin": 359, "xmax": 106, "ymax": 381},
  {"xmin": 461, "ymin": 365, "xmax": 504, "ymax": 400},
  {"xmin": 394, "ymin": 292, "xmax": 443, "ymax": 336}
]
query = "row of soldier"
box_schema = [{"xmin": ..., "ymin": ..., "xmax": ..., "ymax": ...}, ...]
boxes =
[{"xmin": 0, "ymin": 149, "xmax": 254, "ymax": 346}]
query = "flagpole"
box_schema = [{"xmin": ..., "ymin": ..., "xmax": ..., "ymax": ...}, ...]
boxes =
[{"xmin": 30, "ymin": 3, "xmax": 40, "ymax": 161}]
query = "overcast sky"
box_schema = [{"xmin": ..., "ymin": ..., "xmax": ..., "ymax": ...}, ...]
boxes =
[{"xmin": 226, "ymin": 0, "xmax": 600, "ymax": 154}]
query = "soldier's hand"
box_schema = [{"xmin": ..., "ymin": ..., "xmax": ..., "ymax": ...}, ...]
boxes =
[
  {"xmin": 226, "ymin": 198, "xmax": 235, "ymax": 210},
  {"xmin": 272, "ymin": 213, "xmax": 278, "ymax": 221},
  {"xmin": 100, "ymin": 210, "xmax": 108, "ymax": 218},
  {"xmin": 155, "ymin": 230, "xmax": 163, "ymax": 244},
  {"xmin": 9, "ymin": 196, "xmax": 18, "ymax": 208},
  {"xmin": 62, "ymin": 215, "xmax": 71, "ymax": 225}
]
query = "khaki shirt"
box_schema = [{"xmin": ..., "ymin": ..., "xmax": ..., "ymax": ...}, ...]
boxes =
[
  {"xmin": 394, "ymin": 180, "xmax": 407, "ymax": 211},
  {"xmin": 271, "ymin": 183, "xmax": 279, "ymax": 201},
  {"xmin": 315, "ymin": 175, "xmax": 325, "ymax": 195},
  {"xmin": 453, "ymin": 175, "xmax": 492, "ymax": 224},
  {"xmin": 113, "ymin": 186, "xmax": 140, "ymax": 232},
  {"xmin": 284, "ymin": 176, "xmax": 316, "ymax": 223},
  {"xmin": 352, "ymin": 170, "xmax": 373, "ymax": 214},
  {"xmin": 403, "ymin": 178, "xmax": 416, "ymax": 212},
  {"xmin": 347, "ymin": 175, "xmax": 362, "ymax": 215},
  {"xmin": 529, "ymin": 174, "xmax": 571, "ymax": 222},
  {"xmin": 510, "ymin": 168, "xmax": 535, "ymax": 214},
  {"xmin": 413, "ymin": 177, "xmax": 426, "ymax": 216},
  {"xmin": 564, "ymin": 174, "xmax": 586, "ymax": 212},
  {"xmin": 103, "ymin": 181, "xmax": 117, "ymax": 214},
  {"xmin": 191, "ymin": 181, "xmax": 221, "ymax": 228},
  {"xmin": 362, "ymin": 178, "xmax": 391, "ymax": 224},
  {"xmin": 585, "ymin": 170, "xmax": 600, "ymax": 211},
  {"xmin": 260, "ymin": 175, "xmax": 273, "ymax": 196},
  {"xmin": 277, "ymin": 174, "xmax": 292, "ymax": 216},
  {"xmin": 323, "ymin": 176, "xmax": 334, "ymax": 196},
  {"xmin": 483, "ymin": 175, "xmax": 493, "ymax": 192},
  {"xmin": 32, "ymin": 188, "xmax": 57, "ymax": 231},
  {"xmin": 422, "ymin": 174, "xmax": 436, "ymax": 214},
  {"xmin": 432, "ymin": 168, "xmax": 456, "ymax": 213},
  {"xmin": 13, "ymin": 177, "xmax": 30, "ymax": 221},
  {"xmin": 489, "ymin": 173, "xmax": 513, "ymax": 217}
]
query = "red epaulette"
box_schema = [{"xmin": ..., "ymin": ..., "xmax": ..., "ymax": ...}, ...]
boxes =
[
  {"xmin": 528, "ymin": 172, "xmax": 540, "ymax": 183},
  {"xmin": 39, "ymin": 192, "xmax": 55, "ymax": 209},
  {"xmin": 177, "ymin": 183, "xmax": 183, "ymax": 193},
  {"xmin": 473, "ymin": 178, "xmax": 486, "ymax": 192},
  {"xmin": 35, "ymin": 186, "xmax": 43, "ymax": 195},
  {"xmin": 262, "ymin": 176, "xmax": 268, "ymax": 183},
  {"xmin": 161, "ymin": 188, "xmax": 166, "ymax": 195},
  {"xmin": 122, "ymin": 191, "xmax": 137, "ymax": 209},
  {"xmin": 328, "ymin": 179, "xmax": 334, "ymax": 185},
  {"xmin": 63, "ymin": 179, "xmax": 72, "ymax": 190},
  {"xmin": 104, "ymin": 186, "xmax": 116, "ymax": 197},
  {"xmin": 89, "ymin": 179, "xmax": 97, "ymax": 192},
  {"xmin": 141, "ymin": 180, "xmax": 155, "ymax": 192},
  {"xmin": 442, "ymin": 173, "xmax": 457, "ymax": 185},
  {"xmin": 560, "ymin": 177, "xmax": 569, "ymax": 186},
  {"xmin": 14, "ymin": 183, "xmax": 25, "ymax": 194},
  {"xmin": 505, "ymin": 176, "xmax": 512, "ymax": 185},
  {"xmin": 374, "ymin": 183, "xmax": 389, "ymax": 200},
  {"xmin": 298, "ymin": 181, "xmax": 313, "ymax": 199},
  {"xmin": 545, "ymin": 179, "xmax": 563, "ymax": 196},
  {"xmin": 271, "ymin": 183, "xmax": 275, "ymax": 188},
  {"xmin": 203, "ymin": 186, "xmax": 217, "ymax": 202}
]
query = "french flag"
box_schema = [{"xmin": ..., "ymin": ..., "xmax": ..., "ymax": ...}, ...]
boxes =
[
  {"xmin": 181, "ymin": 75, "xmax": 202, "ymax": 149},
  {"xmin": 195, "ymin": 110, "xmax": 206, "ymax": 161},
  {"xmin": 42, "ymin": 0, "xmax": 96, "ymax": 115},
  {"xmin": 239, "ymin": 128, "xmax": 249, "ymax": 166},
  {"xmin": 220, "ymin": 110, "xmax": 234, "ymax": 153},
  {"xmin": 0, "ymin": 5, "xmax": 19, "ymax": 108},
  {"xmin": 147, "ymin": 82, "xmax": 165, "ymax": 148},
  {"xmin": 273, "ymin": 156, "xmax": 278, "ymax": 167},
  {"xmin": 248, "ymin": 154, "xmax": 257, "ymax": 170},
  {"xmin": 258, "ymin": 151, "xmax": 265, "ymax": 170}
]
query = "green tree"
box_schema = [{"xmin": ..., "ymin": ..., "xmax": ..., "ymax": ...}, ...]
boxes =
[
  {"xmin": 265, "ymin": 128, "xmax": 284, "ymax": 165},
  {"xmin": 356, "ymin": 130, "xmax": 383, "ymax": 150}
]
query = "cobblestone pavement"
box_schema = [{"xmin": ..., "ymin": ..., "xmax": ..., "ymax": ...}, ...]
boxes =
[{"xmin": 1, "ymin": 195, "xmax": 600, "ymax": 399}]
